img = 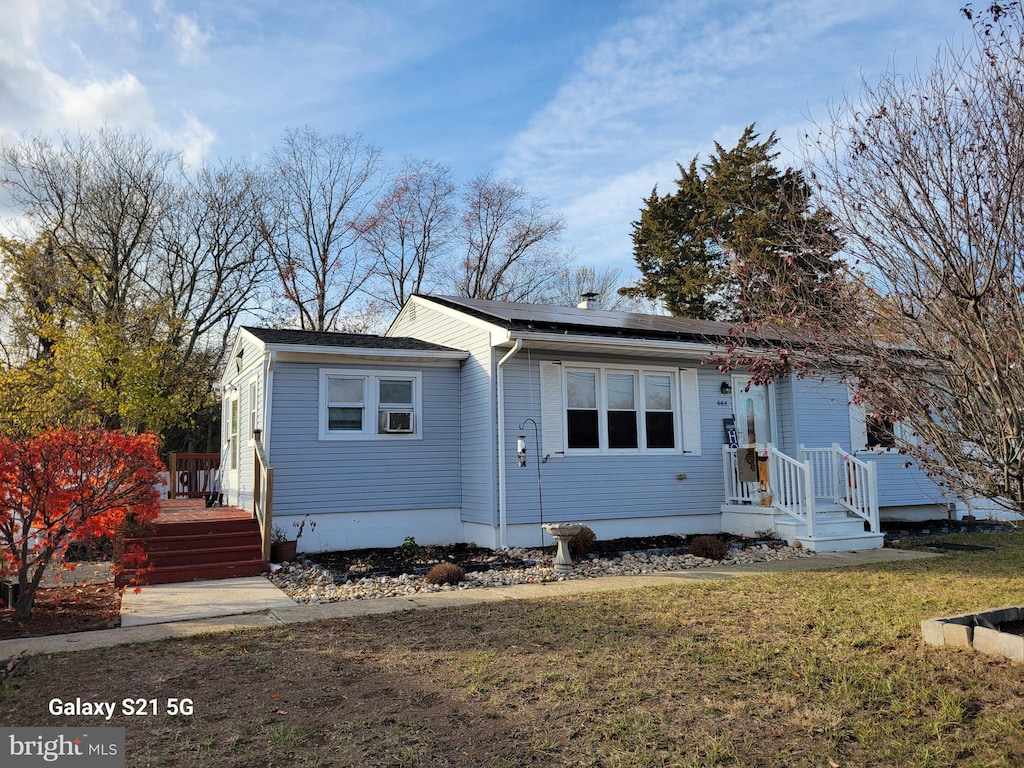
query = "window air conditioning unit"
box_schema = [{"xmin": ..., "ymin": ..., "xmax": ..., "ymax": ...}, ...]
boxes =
[{"xmin": 382, "ymin": 410, "xmax": 413, "ymax": 433}]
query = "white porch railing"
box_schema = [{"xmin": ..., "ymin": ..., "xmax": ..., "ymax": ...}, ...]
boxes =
[
  {"xmin": 766, "ymin": 445, "xmax": 816, "ymax": 538},
  {"xmin": 723, "ymin": 442, "xmax": 880, "ymax": 537},
  {"xmin": 723, "ymin": 443, "xmax": 765, "ymax": 505},
  {"xmin": 723, "ymin": 444, "xmax": 816, "ymax": 537},
  {"xmin": 800, "ymin": 443, "xmax": 879, "ymax": 533}
]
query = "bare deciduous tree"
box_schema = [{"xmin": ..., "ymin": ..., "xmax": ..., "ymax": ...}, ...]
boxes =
[
  {"xmin": 547, "ymin": 265, "xmax": 648, "ymax": 311},
  {"xmin": 0, "ymin": 128, "xmax": 269, "ymax": 438},
  {"xmin": 360, "ymin": 158, "xmax": 455, "ymax": 312},
  {"xmin": 729, "ymin": 2, "xmax": 1024, "ymax": 513},
  {"xmin": 158, "ymin": 159, "xmax": 272, "ymax": 367},
  {"xmin": 1, "ymin": 128, "xmax": 178, "ymax": 325},
  {"xmin": 449, "ymin": 173, "xmax": 569, "ymax": 302},
  {"xmin": 263, "ymin": 127, "xmax": 382, "ymax": 330}
]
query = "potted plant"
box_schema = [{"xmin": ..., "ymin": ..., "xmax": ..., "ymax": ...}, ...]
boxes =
[
  {"xmin": 270, "ymin": 526, "xmax": 297, "ymax": 563},
  {"xmin": 270, "ymin": 516, "xmax": 316, "ymax": 563}
]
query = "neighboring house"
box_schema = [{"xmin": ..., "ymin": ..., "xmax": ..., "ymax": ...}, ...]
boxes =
[{"xmin": 220, "ymin": 296, "xmax": 962, "ymax": 556}]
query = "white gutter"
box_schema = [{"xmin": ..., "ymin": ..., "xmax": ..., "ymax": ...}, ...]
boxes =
[
  {"xmin": 507, "ymin": 331, "xmax": 717, "ymax": 356},
  {"xmin": 495, "ymin": 338, "xmax": 522, "ymax": 549}
]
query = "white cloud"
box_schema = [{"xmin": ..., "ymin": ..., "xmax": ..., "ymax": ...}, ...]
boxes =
[
  {"xmin": 0, "ymin": 1, "xmax": 215, "ymax": 153},
  {"xmin": 173, "ymin": 113, "xmax": 216, "ymax": 169},
  {"xmin": 54, "ymin": 72, "xmax": 155, "ymax": 129},
  {"xmin": 168, "ymin": 13, "xmax": 211, "ymax": 65},
  {"xmin": 500, "ymin": 0, "xmax": 954, "ymax": 269},
  {"xmin": 0, "ymin": 0, "xmax": 219, "ymax": 233}
]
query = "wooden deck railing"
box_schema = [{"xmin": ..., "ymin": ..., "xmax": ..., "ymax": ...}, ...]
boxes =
[
  {"xmin": 253, "ymin": 431, "xmax": 274, "ymax": 561},
  {"xmin": 168, "ymin": 453, "xmax": 220, "ymax": 500}
]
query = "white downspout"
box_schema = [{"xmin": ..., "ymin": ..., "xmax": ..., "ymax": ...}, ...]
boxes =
[
  {"xmin": 263, "ymin": 351, "xmax": 276, "ymax": 456},
  {"xmin": 496, "ymin": 339, "xmax": 522, "ymax": 550}
]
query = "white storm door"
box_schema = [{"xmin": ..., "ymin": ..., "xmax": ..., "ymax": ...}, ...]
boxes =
[{"xmin": 732, "ymin": 375, "xmax": 771, "ymax": 447}]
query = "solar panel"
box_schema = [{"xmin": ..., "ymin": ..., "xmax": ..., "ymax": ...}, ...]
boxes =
[{"xmin": 429, "ymin": 296, "xmax": 741, "ymax": 339}]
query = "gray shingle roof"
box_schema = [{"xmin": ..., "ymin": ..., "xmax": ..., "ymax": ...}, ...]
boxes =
[{"xmin": 241, "ymin": 326, "xmax": 461, "ymax": 353}]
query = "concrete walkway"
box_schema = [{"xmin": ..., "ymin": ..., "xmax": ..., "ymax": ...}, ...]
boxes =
[{"xmin": 0, "ymin": 548, "xmax": 937, "ymax": 659}]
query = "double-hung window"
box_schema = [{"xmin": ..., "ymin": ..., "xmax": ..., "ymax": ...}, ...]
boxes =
[
  {"xmin": 320, "ymin": 369, "xmax": 421, "ymax": 440},
  {"xmin": 566, "ymin": 370, "xmax": 599, "ymax": 448},
  {"xmin": 849, "ymin": 384, "xmax": 916, "ymax": 452},
  {"xmin": 551, "ymin": 363, "xmax": 699, "ymax": 454},
  {"xmin": 644, "ymin": 373, "xmax": 675, "ymax": 449},
  {"xmin": 327, "ymin": 377, "xmax": 365, "ymax": 432},
  {"xmin": 606, "ymin": 372, "xmax": 638, "ymax": 449}
]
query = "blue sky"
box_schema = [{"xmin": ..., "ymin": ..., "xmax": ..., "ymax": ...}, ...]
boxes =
[{"xmin": 1, "ymin": 0, "xmax": 965, "ymax": 278}]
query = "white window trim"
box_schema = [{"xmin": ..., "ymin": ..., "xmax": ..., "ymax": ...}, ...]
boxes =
[
  {"xmin": 319, "ymin": 368, "xmax": 423, "ymax": 441},
  {"xmin": 554, "ymin": 362, "xmax": 699, "ymax": 456},
  {"xmin": 248, "ymin": 379, "xmax": 258, "ymax": 441},
  {"xmin": 227, "ymin": 391, "xmax": 240, "ymax": 470}
]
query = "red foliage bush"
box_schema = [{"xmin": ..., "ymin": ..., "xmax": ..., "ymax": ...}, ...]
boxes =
[{"xmin": 0, "ymin": 428, "xmax": 164, "ymax": 620}]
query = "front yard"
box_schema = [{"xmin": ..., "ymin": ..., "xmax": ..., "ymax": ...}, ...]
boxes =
[{"xmin": 2, "ymin": 530, "xmax": 1023, "ymax": 767}]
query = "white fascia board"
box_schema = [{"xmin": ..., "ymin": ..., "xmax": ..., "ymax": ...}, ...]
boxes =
[
  {"xmin": 505, "ymin": 331, "xmax": 719, "ymax": 358},
  {"xmin": 219, "ymin": 327, "xmax": 266, "ymax": 389},
  {"xmin": 390, "ymin": 295, "xmax": 509, "ymax": 337}
]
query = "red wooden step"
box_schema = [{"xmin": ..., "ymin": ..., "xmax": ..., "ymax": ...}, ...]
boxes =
[
  {"xmin": 144, "ymin": 544, "xmax": 264, "ymax": 568},
  {"xmin": 141, "ymin": 518, "xmax": 259, "ymax": 538},
  {"xmin": 127, "ymin": 530, "xmax": 263, "ymax": 552},
  {"xmin": 117, "ymin": 560, "xmax": 269, "ymax": 587}
]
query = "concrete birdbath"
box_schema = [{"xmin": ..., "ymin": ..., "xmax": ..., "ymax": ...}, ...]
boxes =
[{"xmin": 542, "ymin": 522, "xmax": 584, "ymax": 574}]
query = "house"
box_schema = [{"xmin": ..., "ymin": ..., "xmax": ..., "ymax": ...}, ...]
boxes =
[{"xmin": 219, "ymin": 295, "xmax": 961, "ymax": 557}]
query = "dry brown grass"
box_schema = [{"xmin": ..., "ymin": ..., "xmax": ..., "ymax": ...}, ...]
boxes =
[{"xmin": 2, "ymin": 530, "xmax": 1024, "ymax": 766}]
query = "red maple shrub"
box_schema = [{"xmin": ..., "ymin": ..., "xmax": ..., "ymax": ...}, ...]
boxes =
[{"xmin": 0, "ymin": 428, "xmax": 164, "ymax": 621}]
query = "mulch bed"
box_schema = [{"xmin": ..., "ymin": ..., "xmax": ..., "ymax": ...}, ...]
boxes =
[{"xmin": 0, "ymin": 582, "xmax": 121, "ymax": 640}]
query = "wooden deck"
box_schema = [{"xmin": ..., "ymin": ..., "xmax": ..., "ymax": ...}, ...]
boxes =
[
  {"xmin": 156, "ymin": 498, "xmax": 255, "ymax": 523},
  {"xmin": 118, "ymin": 499, "xmax": 267, "ymax": 585}
]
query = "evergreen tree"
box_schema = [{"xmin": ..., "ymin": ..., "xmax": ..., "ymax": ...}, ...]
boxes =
[{"xmin": 621, "ymin": 125, "xmax": 841, "ymax": 320}]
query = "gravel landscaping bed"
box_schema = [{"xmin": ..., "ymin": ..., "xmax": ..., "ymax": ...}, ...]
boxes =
[{"xmin": 269, "ymin": 540, "xmax": 817, "ymax": 603}]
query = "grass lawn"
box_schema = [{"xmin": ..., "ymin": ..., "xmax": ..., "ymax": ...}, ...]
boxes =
[{"xmin": 3, "ymin": 530, "xmax": 1024, "ymax": 767}]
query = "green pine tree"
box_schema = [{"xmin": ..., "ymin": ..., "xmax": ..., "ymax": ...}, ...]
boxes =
[{"xmin": 621, "ymin": 125, "xmax": 841, "ymax": 320}]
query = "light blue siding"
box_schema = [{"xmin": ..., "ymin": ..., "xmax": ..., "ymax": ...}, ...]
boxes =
[
  {"xmin": 774, "ymin": 379, "xmax": 797, "ymax": 455},
  {"xmin": 790, "ymin": 376, "xmax": 949, "ymax": 508},
  {"xmin": 791, "ymin": 377, "xmax": 852, "ymax": 449},
  {"xmin": 501, "ymin": 353, "xmax": 730, "ymax": 525},
  {"xmin": 267, "ymin": 361, "xmax": 461, "ymax": 515},
  {"xmin": 389, "ymin": 302, "xmax": 496, "ymax": 525}
]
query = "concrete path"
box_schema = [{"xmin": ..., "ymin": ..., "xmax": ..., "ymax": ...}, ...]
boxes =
[
  {"xmin": 0, "ymin": 548, "xmax": 937, "ymax": 659},
  {"xmin": 120, "ymin": 576, "xmax": 296, "ymax": 627}
]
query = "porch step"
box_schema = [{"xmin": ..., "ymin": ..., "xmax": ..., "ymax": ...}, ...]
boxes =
[
  {"xmin": 117, "ymin": 504, "xmax": 267, "ymax": 586},
  {"xmin": 775, "ymin": 514, "xmax": 883, "ymax": 552},
  {"xmin": 137, "ymin": 518, "xmax": 258, "ymax": 538},
  {"xmin": 120, "ymin": 560, "xmax": 270, "ymax": 586},
  {"xmin": 793, "ymin": 531, "xmax": 886, "ymax": 552},
  {"xmin": 137, "ymin": 530, "xmax": 263, "ymax": 552}
]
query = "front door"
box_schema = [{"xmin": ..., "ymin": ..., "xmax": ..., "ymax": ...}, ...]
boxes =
[{"xmin": 732, "ymin": 375, "xmax": 771, "ymax": 447}]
